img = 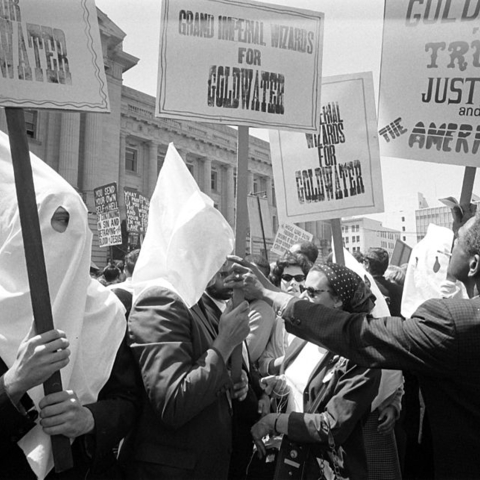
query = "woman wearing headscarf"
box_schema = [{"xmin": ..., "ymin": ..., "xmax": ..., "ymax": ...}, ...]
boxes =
[
  {"xmin": 251, "ymin": 264, "xmax": 381, "ymax": 480},
  {"xmin": 0, "ymin": 132, "xmax": 141, "ymax": 479}
]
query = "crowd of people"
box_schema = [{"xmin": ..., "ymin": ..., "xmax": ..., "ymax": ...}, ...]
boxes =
[{"xmin": 2, "ymin": 129, "xmax": 480, "ymax": 480}]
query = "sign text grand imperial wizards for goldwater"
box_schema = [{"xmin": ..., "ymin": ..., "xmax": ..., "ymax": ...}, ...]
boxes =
[{"xmin": 178, "ymin": 9, "xmax": 315, "ymax": 115}]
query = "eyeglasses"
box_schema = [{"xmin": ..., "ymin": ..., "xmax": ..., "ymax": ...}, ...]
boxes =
[
  {"xmin": 303, "ymin": 286, "xmax": 331, "ymax": 298},
  {"xmin": 281, "ymin": 274, "xmax": 305, "ymax": 283}
]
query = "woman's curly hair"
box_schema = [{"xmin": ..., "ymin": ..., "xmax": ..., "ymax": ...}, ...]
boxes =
[{"xmin": 269, "ymin": 251, "xmax": 312, "ymax": 287}]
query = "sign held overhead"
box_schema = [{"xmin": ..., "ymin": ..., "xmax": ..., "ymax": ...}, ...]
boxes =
[
  {"xmin": 156, "ymin": 0, "xmax": 324, "ymax": 132},
  {"xmin": 0, "ymin": 0, "xmax": 109, "ymax": 111}
]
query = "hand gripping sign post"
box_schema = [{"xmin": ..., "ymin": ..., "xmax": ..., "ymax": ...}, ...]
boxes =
[
  {"xmin": 270, "ymin": 72, "xmax": 384, "ymax": 265},
  {"xmin": 156, "ymin": 0, "xmax": 324, "ymax": 380},
  {"xmin": 1, "ymin": 0, "xmax": 110, "ymax": 472}
]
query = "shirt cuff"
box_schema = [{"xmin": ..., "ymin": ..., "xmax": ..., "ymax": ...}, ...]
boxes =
[
  {"xmin": 272, "ymin": 292, "xmax": 294, "ymax": 318},
  {"xmin": 0, "ymin": 374, "xmax": 27, "ymax": 415}
]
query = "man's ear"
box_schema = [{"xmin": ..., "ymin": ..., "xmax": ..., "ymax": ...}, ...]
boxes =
[{"xmin": 468, "ymin": 254, "xmax": 480, "ymax": 277}]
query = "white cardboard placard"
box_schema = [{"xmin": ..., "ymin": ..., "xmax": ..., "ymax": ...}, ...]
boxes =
[
  {"xmin": 0, "ymin": 0, "xmax": 109, "ymax": 111},
  {"xmin": 271, "ymin": 222, "xmax": 313, "ymax": 257},
  {"xmin": 378, "ymin": 0, "xmax": 480, "ymax": 166},
  {"xmin": 156, "ymin": 0, "xmax": 324, "ymax": 132},
  {"xmin": 271, "ymin": 72, "xmax": 383, "ymax": 223}
]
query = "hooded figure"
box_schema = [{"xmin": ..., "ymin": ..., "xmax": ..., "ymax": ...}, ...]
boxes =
[
  {"xmin": 0, "ymin": 131, "xmax": 138, "ymax": 479},
  {"xmin": 121, "ymin": 143, "xmax": 250, "ymax": 480}
]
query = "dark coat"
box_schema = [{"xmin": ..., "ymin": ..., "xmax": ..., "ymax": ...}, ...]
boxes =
[
  {"xmin": 121, "ymin": 286, "xmax": 233, "ymax": 480},
  {"xmin": 281, "ymin": 340, "xmax": 380, "ymax": 480},
  {"xmin": 282, "ymin": 296, "xmax": 480, "ymax": 480},
  {"xmin": 201, "ymin": 293, "xmax": 262, "ymax": 480}
]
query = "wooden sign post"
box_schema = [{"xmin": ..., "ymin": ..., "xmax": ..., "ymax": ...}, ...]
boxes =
[
  {"xmin": 459, "ymin": 167, "xmax": 476, "ymax": 210},
  {"xmin": 330, "ymin": 218, "xmax": 346, "ymax": 267},
  {"xmin": 6, "ymin": 108, "xmax": 73, "ymax": 471},
  {"xmin": 231, "ymin": 126, "xmax": 250, "ymax": 382}
]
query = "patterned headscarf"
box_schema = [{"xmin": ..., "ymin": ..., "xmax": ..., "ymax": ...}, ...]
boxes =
[{"xmin": 315, "ymin": 263, "xmax": 376, "ymax": 313}]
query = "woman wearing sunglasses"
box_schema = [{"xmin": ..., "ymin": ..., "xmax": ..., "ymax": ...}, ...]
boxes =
[
  {"xmin": 252, "ymin": 264, "xmax": 381, "ymax": 480},
  {"xmin": 257, "ymin": 252, "xmax": 312, "ymax": 377},
  {"xmin": 270, "ymin": 252, "xmax": 312, "ymax": 296}
]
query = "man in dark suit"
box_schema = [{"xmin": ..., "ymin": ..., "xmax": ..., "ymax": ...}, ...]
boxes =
[
  {"xmin": 227, "ymin": 213, "xmax": 480, "ymax": 480},
  {"xmin": 203, "ymin": 262, "xmax": 265, "ymax": 480},
  {"xmin": 122, "ymin": 283, "xmax": 250, "ymax": 480}
]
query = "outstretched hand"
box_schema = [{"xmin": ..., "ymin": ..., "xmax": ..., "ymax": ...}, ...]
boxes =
[
  {"xmin": 225, "ymin": 255, "xmax": 279, "ymax": 300},
  {"xmin": 452, "ymin": 203, "xmax": 477, "ymax": 237}
]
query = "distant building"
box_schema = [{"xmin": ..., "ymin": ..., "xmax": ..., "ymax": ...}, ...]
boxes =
[
  {"xmin": 341, "ymin": 217, "xmax": 401, "ymax": 259},
  {"xmin": 415, "ymin": 193, "xmax": 480, "ymax": 242},
  {"xmin": 378, "ymin": 210, "xmax": 417, "ymax": 247},
  {"xmin": 415, "ymin": 206, "xmax": 453, "ymax": 242}
]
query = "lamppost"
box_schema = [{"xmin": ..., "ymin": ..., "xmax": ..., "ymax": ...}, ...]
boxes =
[{"xmin": 249, "ymin": 190, "xmax": 269, "ymax": 261}]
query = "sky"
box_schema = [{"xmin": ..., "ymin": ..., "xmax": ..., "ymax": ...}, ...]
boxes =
[{"xmin": 95, "ymin": 0, "xmax": 480, "ymax": 222}]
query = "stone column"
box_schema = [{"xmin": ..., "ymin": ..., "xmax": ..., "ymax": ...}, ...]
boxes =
[
  {"xmin": 225, "ymin": 164, "xmax": 235, "ymax": 226},
  {"xmin": 306, "ymin": 221, "xmax": 315, "ymax": 236},
  {"xmin": 58, "ymin": 112, "xmax": 80, "ymax": 188},
  {"xmin": 82, "ymin": 113, "xmax": 103, "ymax": 206},
  {"xmin": 265, "ymin": 176, "xmax": 273, "ymax": 205},
  {"xmin": 118, "ymin": 133, "xmax": 127, "ymax": 219},
  {"xmin": 248, "ymin": 172, "xmax": 254, "ymax": 195},
  {"xmin": 148, "ymin": 141, "xmax": 159, "ymax": 197},
  {"xmin": 203, "ymin": 157, "xmax": 212, "ymax": 196}
]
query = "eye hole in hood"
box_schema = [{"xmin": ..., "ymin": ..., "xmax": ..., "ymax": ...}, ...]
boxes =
[{"xmin": 51, "ymin": 206, "xmax": 70, "ymax": 233}]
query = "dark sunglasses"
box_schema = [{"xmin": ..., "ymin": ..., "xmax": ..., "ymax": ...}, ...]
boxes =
[
  {"xmin": 303, "ymin": 286, "xmax": 331, "ymax": 298},
  {"xmin": 281, "ymin": 274, "xmax": 305, "ymax": 283}
]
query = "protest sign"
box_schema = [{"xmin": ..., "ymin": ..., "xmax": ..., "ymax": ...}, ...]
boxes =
[
  {"xmin": 379, "ymin": 0, "xmax": 480, "ymax": 166},
  {"xmin": 124, "ymin": 187, "xmax": 150, "ymax": 234},
  {"xmin": 390, "ymin": 239, "xmax": 412, "ymax": 267},
  {"xmin": 271, "ymin": 222, "xmax": 313, "ymax": 257},
  {"xmin": 156, "ymin": 0, "xmax": 324, "ymax": 132},
  {"xmin": 94, "ymin": 183, "xmax": 122, "ymax": 247},
  {"xmin": 270, "ymin": 72, "xmax": 383, "ymax": 224},
  {"xmin": 0, "ymin": 0, "xmax": 109, "ymax": 111}
]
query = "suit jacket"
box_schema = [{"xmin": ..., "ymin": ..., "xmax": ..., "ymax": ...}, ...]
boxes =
[
  {"xmin": 0, "ymin": 333, "xmax": 141, "ymax": 480},
  {"xmin": 201, "ymin": 293, "xmax": 261, "ymax": 480},
  {"xmin": 122, "ymin": 286, "xmax": 233, "ymax": 480},
  {"xmin": 281, "ymin": 295, "xmax": 480, "ymax": 480}
]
